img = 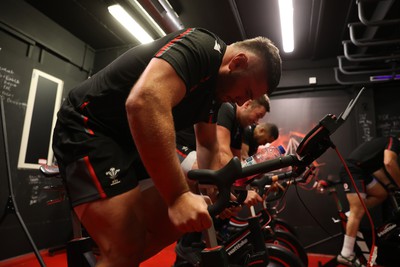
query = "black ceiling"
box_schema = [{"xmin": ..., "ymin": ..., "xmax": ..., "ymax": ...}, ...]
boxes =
[{"xmin": 24, "ymin": 0, "xmax": 400, "ymax": 80}]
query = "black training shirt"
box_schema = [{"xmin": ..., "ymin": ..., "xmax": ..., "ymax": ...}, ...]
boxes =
[
  {"xmin": 217, "ymin": 102, "xmax": 243, "ymax": 150},
  {"xmin": 348, "ymin": 136, "xmax": 400, "ymax": 173},
  {"xmin": 58, "ymin": 28, "xmax": 226, "ymax": 141},
  {"xmin": 243, "ymin": 124, "xmax": 259, "ymax": 156}
]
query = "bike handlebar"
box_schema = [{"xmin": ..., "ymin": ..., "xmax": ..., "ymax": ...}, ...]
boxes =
[
  {"xmin": 188, "ymin": 154, "xmax": 301, "ymax": 216},
  {"xmin": 251, "ymin": 165, "xmax": 315, "ymax": 202},
  {"xmin": 251, "ymin": 171, "xmax": 295, "ymax": 197}
]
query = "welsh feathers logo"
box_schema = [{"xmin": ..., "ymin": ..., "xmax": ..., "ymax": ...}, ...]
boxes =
[{"xmin": 106, "ymin": 167, "xmax": 121, "ymax": 186}]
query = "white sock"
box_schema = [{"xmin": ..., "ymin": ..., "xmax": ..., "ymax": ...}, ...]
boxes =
[{"xmin": 340, "ymin": 235, "xmax": 356, "ymax": 258}]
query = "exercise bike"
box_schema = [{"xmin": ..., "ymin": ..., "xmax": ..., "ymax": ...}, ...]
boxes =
[
  {"xmin": 184, "ymin": 157, "xmax": 306, "ymax": 267},
  {"xmin": 250, "ymin": 167, "xmax": 319, "ymax": 266},
  {"xmin": 185, "ymin": 87, "xmax": 366, "ymax": 266},
  {"xmin": 205, "ymin": 172, "xmax": 312, "ymax": 267},
  {"xmin": 316, "ymin": 177, "xmax": 400, "ymax": 267},
  {"xmin": 221, "ymin": 167, "xmax": 318, "ymax": 267}
]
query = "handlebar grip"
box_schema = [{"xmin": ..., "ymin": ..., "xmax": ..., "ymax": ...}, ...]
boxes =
[
  {"xmin": 233, "ymin": 189, "xmax": 248, "ymax": 205},
  {"xmin": 187, "ymin": 157, "xmax": 242, "ymax": 216},
  {"xmin": 251, "ymin": 171, "xmax": 293, "ymax": 196},
  {"xmin": 187, "ymin": 155, "xmax": 299, "ymax": 216},
  {"xmin": 242, "ymin": 154, "xmax": 299, "ymax": 178}
]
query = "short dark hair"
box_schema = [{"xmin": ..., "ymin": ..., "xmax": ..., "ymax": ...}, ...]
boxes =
[
  {"xmin": 233, "ymin": 37, "xmax": 282, "ymax": 95},
  {"xmin": 258, "ymin": 122, "xmax": 279, "ymax": 139},
  {"xmin": 250, "ymin": 94, "xmax": 270, "ymax": 112}
]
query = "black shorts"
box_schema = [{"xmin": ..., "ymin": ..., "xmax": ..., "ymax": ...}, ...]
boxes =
[
  {"xmin": 176, "ymin": 144, "xmax": 197, "ymax": 176},
  {"xmin": 53, "ymin": 120, "xmax": 148, "ymax": 207},
  {"xmin": 176, "ymin": 144, "xmax": 194, "ymax": 163},
  {"xmin": 339, "ymin": 161, "xmax": 375, "ymax": 194}
]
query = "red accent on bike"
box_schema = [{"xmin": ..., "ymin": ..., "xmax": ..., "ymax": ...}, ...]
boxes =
[
  {"xmin": 269, "ymin": 256, "xmax": 290, "ymax": 267},
  {"xmin": 203, "ymin": 246, "xmax": 223, "ymax": 251},
  {"xmin": 247, "ymin": 259, "xmax": 264, "ymax": 266},
  {"xmin": 230, "ymin": 217, "xmax": 248, "ymax": 225},
  {"xmin": 319, "ymin": 180, "xmax": 328, "ymax": 187},
  {"xmin": 233, "ymin": 177, "xmax": 253, "ymax": 187},
  {"xmin": 297, "ymin": 126, "xmax": 324, "ymax": 155}
]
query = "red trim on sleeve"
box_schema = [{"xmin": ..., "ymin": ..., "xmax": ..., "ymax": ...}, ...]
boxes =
[
  {"xmin": 387, "ymin": 137, "xmax": 393, "ymax": 150},
  {"xmin": 155, "ymin": 28, "xmax": 194, "ymax": 57}
]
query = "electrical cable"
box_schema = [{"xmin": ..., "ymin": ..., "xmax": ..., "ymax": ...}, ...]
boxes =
[
  {"xmin": 274, "ymin": 182, "xmax": 289, "ymax": 214},
  {"xmin": 293, "ymin": 182, "xmax": 333, "ymax": 236}
]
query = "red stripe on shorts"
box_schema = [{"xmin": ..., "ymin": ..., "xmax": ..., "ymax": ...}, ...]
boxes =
[
  {"xmin": 83, "ymin": 156, "xmax": 107, "ymax": 199},
  {"xmin": 176, "ymin": 148, "xmax": 188, "ymax": 159}
]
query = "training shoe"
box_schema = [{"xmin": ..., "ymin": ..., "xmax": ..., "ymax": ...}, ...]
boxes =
[
  {"xmin": 336, "ymin": 253, "xmax": 365, "ymax": 267},
  {"xmin": 173, "ymin": 240, "xmax": 205, "ymax": 267}
]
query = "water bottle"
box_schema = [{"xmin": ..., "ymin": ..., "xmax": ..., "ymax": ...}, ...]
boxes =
[
  {"xmin": 242, "ymin": 145, "xmax": 286, "ymax": 167},
  {"xmin": 234, "ymin": 145, "xmax": 286, "ymax": 187}
]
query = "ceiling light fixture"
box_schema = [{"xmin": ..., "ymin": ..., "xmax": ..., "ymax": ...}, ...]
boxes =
[
  {"xmin": 278, "ymin": 0, "xmax": 294, "ymax": 53},
  {"xmin": 108, "ymin": 4, "xmax": 154, "ymax": 44},
  {"xmin": 128, "ymin": 0, "xmax": 166, "ymax": 37},
  {"xmin": 158, "ymin": 0, "xmax": 184, "ymax": 30}
]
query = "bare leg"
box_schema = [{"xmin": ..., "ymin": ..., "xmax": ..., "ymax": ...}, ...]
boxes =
[
  {"xmin": 345, "ymin": 193, "xmax": 366, "ymax": 239},
  {"xmin": 345, "ymin": 182, "xmax": 387, "ymax": 238},
  {"xmin": 140, "ymin": 185, "xmax": 182, "ymax": 261},
  {"xmin": 341, "ymin": 181, "xmax": 388, "ymax": 261},
  {"xmin": 74, "ymin": 186, "xmax": 182, "ymax": 267}
]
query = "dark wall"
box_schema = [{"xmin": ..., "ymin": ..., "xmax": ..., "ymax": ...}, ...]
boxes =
[
  {"xmin": 279, "ymin": 58, "xmax": 338, "ymax": 89},
  {"xmin": 374, "ymin": 85, "xmax": 400, "ymax": 138},
  {"xmin": 0, "ymin": 0, "xmax": 94, "ymax": 260},
  {"xmin": 264, "ymin": 84, "xmax": 399, "ymax": 255}
]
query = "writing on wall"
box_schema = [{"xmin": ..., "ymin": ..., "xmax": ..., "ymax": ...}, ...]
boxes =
[
  {"xmin": 376, "ymin": 113, "xmax": 400, "ymax": 137},
  {"xmin": 358, "ymin": 112, "xmax": 373, "ymax": 142},
  {"xmin": 0, "ymin": 65, "xmax": 27, "ymax": 107},
  {"xmin": 28, "ymin": 174, "xmax": 65, "ymax": 206}
]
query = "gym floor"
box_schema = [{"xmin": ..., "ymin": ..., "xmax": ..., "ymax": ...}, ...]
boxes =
[{"xmin": 0, "ymin": 242, "xmax": 344, "ymax": 267}]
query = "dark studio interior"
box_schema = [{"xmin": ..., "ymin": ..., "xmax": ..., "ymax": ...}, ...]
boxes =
[{"xmin": 0, "ymin": 0, "xmax": 400, "ymax": 266}]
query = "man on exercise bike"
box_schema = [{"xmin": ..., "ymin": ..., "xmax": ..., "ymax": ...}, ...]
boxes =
[
  {"xmin": 52, "ymin": 28, "xmax": 282, "ymax": 267},
  {"xmin": 241, "ymin": 122, "xmax": 279, "ymax": 160},
  {"xmin": 337, "ymin": 136, "xmax": 400, "ymax": 267},
  {"xmin": 174, "ymin": 95, "xmax": 279, "ymax": 266}
]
